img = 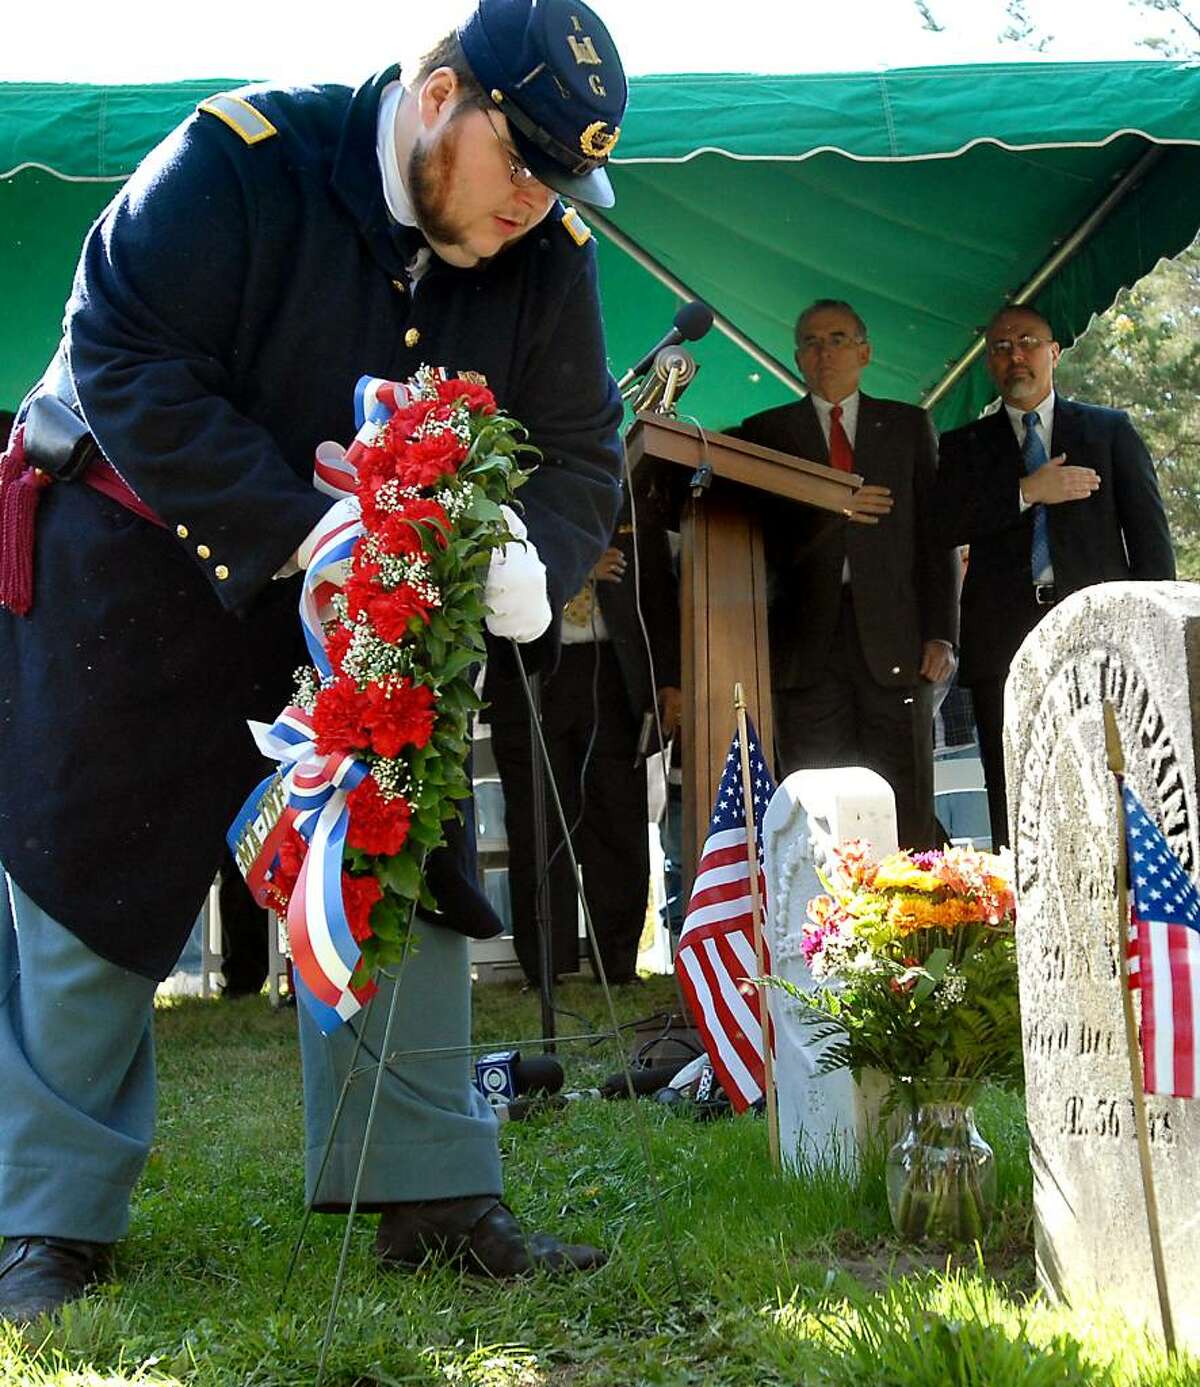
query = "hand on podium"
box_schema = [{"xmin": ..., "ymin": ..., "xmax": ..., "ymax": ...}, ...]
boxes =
[{"xmin": 841, "ymin": 483, "xmax": 894, "ymax": 525}]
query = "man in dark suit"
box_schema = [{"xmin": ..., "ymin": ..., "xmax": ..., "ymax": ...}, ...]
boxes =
[
  {"xmin": 734, "ymin": 299, "xmax": 960, "ymax": 849},
  {"xmin": 934, "ymin": 304, "xmax": 1175, "ymax": 846},
  {"xmin": 485, "ymin": 487, "xmax": 680, "ymax": 985}
]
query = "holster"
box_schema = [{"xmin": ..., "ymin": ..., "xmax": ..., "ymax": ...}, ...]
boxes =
[{"xmin": 22, "ymin": 394, "xmax": 100, "ymax": 483}]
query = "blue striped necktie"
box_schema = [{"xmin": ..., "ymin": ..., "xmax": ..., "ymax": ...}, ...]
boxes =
[{"xmin": 1021, "ymin": 410, "xmax": 1051, "ymax": 578}]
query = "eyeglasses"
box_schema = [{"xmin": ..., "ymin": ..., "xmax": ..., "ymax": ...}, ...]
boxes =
[
  {"xmin": 484, "ymin": 109, "xmax": 539, "ymax": 189},
  {"xmin": 797, "ymin": 332, "xmax": 866, "ymax": 352},
  {"xmin": 987, "ymin": 334, "xmax": 1052, "ymax": 358}
]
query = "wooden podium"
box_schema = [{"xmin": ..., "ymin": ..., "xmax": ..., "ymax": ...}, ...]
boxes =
[{"xmin": 624, "ymin": 413, "xmax": 863, "ymax": 887}]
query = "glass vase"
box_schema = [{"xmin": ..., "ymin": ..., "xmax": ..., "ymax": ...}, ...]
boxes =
[{"xmin": 885, "ymin": 1086, "xmax": 996, "ymax": 1243}]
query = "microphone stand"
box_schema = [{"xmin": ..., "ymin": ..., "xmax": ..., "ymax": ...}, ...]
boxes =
[{"xmin": 527, "ymin": 674, "xmax": 557, "ymax": 1052}]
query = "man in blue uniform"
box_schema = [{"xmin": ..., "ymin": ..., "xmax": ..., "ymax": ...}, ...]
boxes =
[{"xmin": 0, "ymin": 0, "xmax": 629, "ymax": 1320}]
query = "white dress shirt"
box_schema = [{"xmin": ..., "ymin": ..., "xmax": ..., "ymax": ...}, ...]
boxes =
[{"xmin": 376, "ymin": 82, "xmax": 431, "ymax": 285}]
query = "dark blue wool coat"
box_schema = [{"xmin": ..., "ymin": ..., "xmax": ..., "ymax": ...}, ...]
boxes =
[{"xmin": 0, "ymin": 66, "xmax": 622, "ymax": 979}]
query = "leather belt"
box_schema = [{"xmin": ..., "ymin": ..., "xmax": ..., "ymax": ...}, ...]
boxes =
[
  {"xmin": 23, "ymin": 388, "xmax": 164, "ymax": 529},
  {"xmin": 0, "ymin": 366, "xmax": 168, "ymax": 613},
  {"xmin": 1034, "ymin": 582, "xmax": 1057, "ymax": 607}
]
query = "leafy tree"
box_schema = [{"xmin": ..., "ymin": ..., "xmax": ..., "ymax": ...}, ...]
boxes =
[
  {"xmin": 1056, "ymin": 240, "xmax": 1200, "ymax": 576},
  {"xmin": 1132, "ymin": 0, "xmax": 1200, "ymax": 56}
]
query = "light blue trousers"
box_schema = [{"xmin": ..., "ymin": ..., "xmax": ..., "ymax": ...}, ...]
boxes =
[{"xmin": 0, "ymin": 871, "xmax": 501, "ymax": 1242}]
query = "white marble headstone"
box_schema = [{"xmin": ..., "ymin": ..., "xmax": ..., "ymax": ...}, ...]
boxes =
[
  {"xmin": 762, "ymin": 767, "xmax": 899, "ymax": 1172},
  {"xmin": 1007, "ymin": 581, "xmax": 1200, "ymax": 1351}
]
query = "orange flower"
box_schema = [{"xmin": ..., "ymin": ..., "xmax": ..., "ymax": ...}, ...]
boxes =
[{"xmin": 886, "ymin": 893, "xmax": 982, "ymax": 935}]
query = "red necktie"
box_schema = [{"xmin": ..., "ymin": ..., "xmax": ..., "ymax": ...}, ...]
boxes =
[{"xmin": 829, "ymin": 403, "xmax": 854, "ymax": 472}]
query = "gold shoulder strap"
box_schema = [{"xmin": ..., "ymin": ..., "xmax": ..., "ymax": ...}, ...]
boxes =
[{"xmin": 197, "ymin": 93, "xmax": 278, "ymax": 146}]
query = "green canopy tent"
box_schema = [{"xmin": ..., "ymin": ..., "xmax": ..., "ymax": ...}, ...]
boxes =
[{"xmin": 3, "ymin": 60, "xmax": 1200, "ymax": 429}]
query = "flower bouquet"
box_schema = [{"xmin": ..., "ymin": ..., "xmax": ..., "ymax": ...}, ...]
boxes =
[
  {"xmin": 770, "ymin": 841, "xmax": 1021, "ymax": 1241},
  {"xmin": 235, "ymin": 369, "xmax": 534, "ymax": 1031}
]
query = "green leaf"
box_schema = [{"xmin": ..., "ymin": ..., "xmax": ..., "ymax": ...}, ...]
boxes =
[
  {"xmin": 913, "ymin": 947, "xmax": 952, "ymax": 1004},
  {"xmin": 466, "ymin": 490, "xmax": 505, "ymax": 524},
  {"xmin": 407, "ymin": 816, "xmax": 445, "ymax": 850},
  {"xmin": 378, "ymin": 852, "xmax": 423, "ymax": 900}
]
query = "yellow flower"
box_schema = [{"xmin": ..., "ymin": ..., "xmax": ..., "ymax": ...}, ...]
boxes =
[{"xmin": 872, "ymin": 852, "xmax": 943, "ymax": 894}]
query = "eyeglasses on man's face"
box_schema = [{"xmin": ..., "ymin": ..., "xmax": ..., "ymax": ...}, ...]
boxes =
[
  {"xmin": 797, "ymin": 332, "xmax": 866, "ymax": 353},
  {"xmin": 484, "ymin": 109, "xmax": 539, "ymax": 189},
  {"xmin": 987, "ymin": 334, "xmax": 1053, "ymax": 358}
]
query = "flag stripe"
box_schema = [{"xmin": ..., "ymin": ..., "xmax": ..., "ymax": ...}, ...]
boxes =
[
  {"xmin": 675, "ymin": 718, "xmax": 776, "ymax": 1113},
  {"xmin": 1147, "ymin": 908, "xmax": 1170, "ymax": 1095},
  {"xmin": 1167, "ymin": 920, "xmax": 1194, "ymax": 1097},
  {"xmin": 1123, "ymin": 781, "xmax": 1200, "ymax": 1098},
  {"xmin": 676, "ymin": 950, "xmax": 760, "ymax": 1104}
]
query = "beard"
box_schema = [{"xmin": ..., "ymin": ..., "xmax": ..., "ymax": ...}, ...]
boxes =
[{"xmin": 407, "ymin": 115, "xmax": 496, "ymax": 268}]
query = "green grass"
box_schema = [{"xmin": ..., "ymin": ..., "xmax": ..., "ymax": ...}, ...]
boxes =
[{"xmin": 2, "ymin": 975, "xmax": 1195, "ymax": 1386}]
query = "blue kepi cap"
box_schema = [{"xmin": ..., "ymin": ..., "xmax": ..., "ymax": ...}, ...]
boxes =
[{"xmin": 459, "ymin": 0, "xmax": 627, "ymax": 209}]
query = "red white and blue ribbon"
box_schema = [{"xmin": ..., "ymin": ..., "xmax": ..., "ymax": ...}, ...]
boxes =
[
  {"xmin": 233, "ymin": 375, "xmax": 418, "ymax": 1034},
  {"xmin": 248, "ymin": 707, "xmax": 374, "ymax": 1033}
]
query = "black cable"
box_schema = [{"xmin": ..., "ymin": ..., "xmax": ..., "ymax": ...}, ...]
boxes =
[{"xmin": 510, "ymin": 637, "xmax": 685, "ymax": 1299}]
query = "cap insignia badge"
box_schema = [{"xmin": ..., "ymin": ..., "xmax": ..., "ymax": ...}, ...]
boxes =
[{"xmin": 579, "ymin": 121, "xmax": 620, "ymax": 159}]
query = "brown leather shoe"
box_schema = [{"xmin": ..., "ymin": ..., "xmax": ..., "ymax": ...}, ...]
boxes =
[
  {"xmin": 375, "ymin": 1196, "xmax": 605, "ymax": 1277},
  {"xmin": 0, "ymin": 1236, "xmax": 111, "ymax": 1323}
]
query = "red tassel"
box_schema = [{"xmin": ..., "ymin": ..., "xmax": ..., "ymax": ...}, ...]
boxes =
[{"xmin": 0, "ymin": 428, "xmax": 51, "ymax": 617}]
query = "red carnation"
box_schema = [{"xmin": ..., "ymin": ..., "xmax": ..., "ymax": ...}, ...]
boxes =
[
  {"xmin": 354, "ymin": 444, "xmax": 396, "ymax": 494},
  {"xmin": 346, "ymin": 776, "xmax": 412, "ymax": 856},
  {"xmin": 399, "ymin": 498, "xmax": 451, "ymax": 548},
  {"xmin": 341, "ymin": 871, "xmax": 383, "ymax": 943},
  {"xmin": 324, "ymin": 622, "xmax": 353, "ymax": 673},
  {"xmin": 362, "ymin": 677, "xmax": 436, "ymax": 758},
  {"xmin": 365, "ymin": 583, "xmax": 434, "ymax": 642},
  {"xmin": 385, "ymin": 399, "xmax": 438, "ymax": 442},
  {"xmin": 373, "ymin": 510, "xmax": 428, "ymax": 558},
  {"xmin": 344, "ymin": 560, "xmax": 384, "ymax": 625},
  {"xmin": 437, "ymin": 378, "xmax": 496, "ymax": 415},
  {"xmin": 396, "ymin": 432, "xmax": 467, "ymax": 488},
  {"xmin": 313, "ymin": 674, "xmax": 371, "ymax": 755}
]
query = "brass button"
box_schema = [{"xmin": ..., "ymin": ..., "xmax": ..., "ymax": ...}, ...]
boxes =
[
  {"xmin": 176, "ymin": 523, "xmax": 189, "ymax": 539},
  {"xmin": 391, "ymin": 278, "xmax": 406, "ymax": 294},
  {"xmin": 404, "ymin": 327, "xmax": 421, "ymax": 348},
  {"xmin": 197, "ymin": 544, "xmax": 211, "ymax": 560},
  {"xmin": 215, "ymin": 564, "xmax": 230, "ymax": 581}
]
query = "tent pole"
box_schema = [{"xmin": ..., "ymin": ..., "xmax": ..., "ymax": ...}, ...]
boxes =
[
  {"xmin": 921, "ymin": 144, "xmax": 1165, "ymax": 411},
  {"xmin": 589, "ymin": 210, "xmax": 806, "ymax": 399}
]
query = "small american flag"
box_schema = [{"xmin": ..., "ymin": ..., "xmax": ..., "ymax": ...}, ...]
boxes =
[
  {"xmin": 675, "ymin": 718, "xmax": 776, "ymax": 1112},
  {"xmin": 1123, "ymin": 781, "xmax": 1200, "ymax": 1098}
]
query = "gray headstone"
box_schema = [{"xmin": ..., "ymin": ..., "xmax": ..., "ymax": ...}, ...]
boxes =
[
  {"xmin": 1007, "ymin": 580, "xmax": 1200, "ymax": 1351},
  {"xmin": 762, "ymin": 767, "xmax": 898, "ymax": 1172}
]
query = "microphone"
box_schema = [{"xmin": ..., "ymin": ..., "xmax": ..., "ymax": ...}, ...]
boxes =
[
  {"xmin": 474, "ymin": 1050, "xmax": 564, "ymax": 1106},
  {"xmin": 617, "ymin": 300, "xmax": 714, "ymax": 391},
  {"xmin": 595, "ymin": 1060, "xmax": 688, "ymax": 1099},
  {"xmin": 493, "ymin": 1061, "xmax": 689, "ymax": 1122}
]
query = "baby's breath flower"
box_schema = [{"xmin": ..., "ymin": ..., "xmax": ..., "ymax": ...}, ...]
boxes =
[
  {"xmin": 433, "ymin": 485, "xmax": 471, "ymax": 522},
  {"xmin": 293, "ymin": 666, "xmax": 320, "ymax": 712},
  {"xmin": 340, "ymin": 620, "xmax": 415, "ymax": 685},
  {"xmin": 371, "ymin": 479, "xmax": 422, "ymax": 514},
  {"xmin": 371, "ymin": 756, "xmax": 414, "ymax": 800},
  {"xmin": 935, "ymin": 966, "xmax": 968, "ymax": 1011}
]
